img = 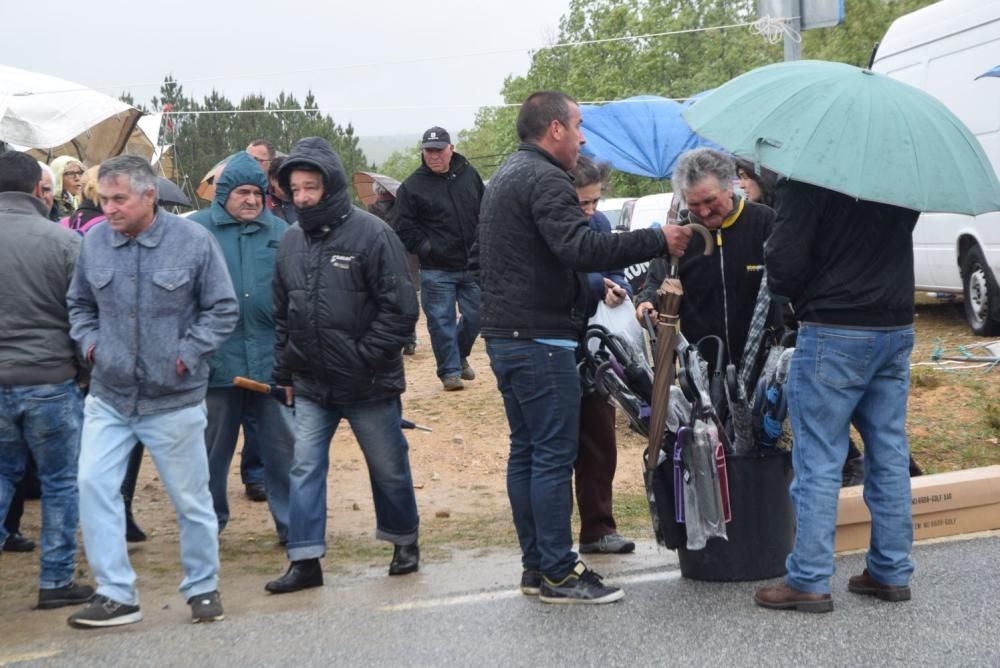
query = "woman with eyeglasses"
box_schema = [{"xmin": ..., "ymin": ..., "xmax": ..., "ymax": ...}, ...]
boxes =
[{"xmin": 50, "ymin": 156, "xmax": 85, "ymax": 218}]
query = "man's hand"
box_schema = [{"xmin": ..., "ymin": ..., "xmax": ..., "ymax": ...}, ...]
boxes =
[
  {"xmin": 603, "ymin": 278, "xmax": 627, "ymax": 307},
  {"xmin": 280, "ymin": 385, "xmax": 294, "ymax": 407},
  {"xmin": 176, "ymin": 358, "xmax": 187, "ymax": 376},
  {"xmin": 662, "ymin": 224, "xmax": 693, "ymax": 257},
  {"xmin": 636, "ymin": 300, "xmax": 657, "ymax": 323}
]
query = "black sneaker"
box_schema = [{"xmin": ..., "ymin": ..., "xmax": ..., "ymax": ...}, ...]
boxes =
[
  {"xmin": 68, "ymin": 595, "xmax": 142, "ymax": 628},
  {"xmin": 245, "ymin": 483, "xmax": 267, "ymax": 502},
  {"xmin": 579, "ymin": 533, "xmax": 636, "ymax": 554},
  {"xmin": 520, "ymin": 569, "xmax": 542, "ymax": 596},
  {"xmin": 188, "ymin": 590, "xmax": 224, "ymax": 623},
  {"xmin": 4, "ymin": 532, "xmax": 36, "ymax": 552},
  {"xmin": 539, "ymin": 562, "xmax": 624, "ymax": 605},
  {"xmin": 38, "ymin": 581, "xmax": 95, "ymax": 609}
]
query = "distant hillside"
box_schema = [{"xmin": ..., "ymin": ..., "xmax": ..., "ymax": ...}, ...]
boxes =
[{"xmin": 358, "ymin": 134, "xmax": 420, "ymax": 168}]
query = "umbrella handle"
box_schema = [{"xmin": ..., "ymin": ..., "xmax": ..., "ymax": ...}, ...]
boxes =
[{"xmin": 668, "ymin": 222, "xmax": 714, "ymax": 278}]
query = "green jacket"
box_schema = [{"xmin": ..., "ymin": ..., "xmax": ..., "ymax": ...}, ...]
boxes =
[{"xmin": 190, "ymin": 152, "xmax": 289, "ymax": 388}]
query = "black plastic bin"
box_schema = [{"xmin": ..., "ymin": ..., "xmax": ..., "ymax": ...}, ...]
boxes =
[{"xmin": 675, "ymin": 448, "xmax": 795, "ymax": 582}]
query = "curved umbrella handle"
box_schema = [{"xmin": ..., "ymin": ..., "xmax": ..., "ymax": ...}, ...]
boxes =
[{"xmin": 668, "ymin": 222, "xmax": 713, "ymax": 276}]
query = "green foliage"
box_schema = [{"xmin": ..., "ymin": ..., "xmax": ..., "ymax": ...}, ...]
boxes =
[
  {"xmin": 138, "ymin": 75, "xmax": 370, "ymax": 205},
  {"xmin": 464, "ymin": 0, "xmax": 936, "ymax": 185},
  {"xmin": 378, "ymin": 140, "xmax": 423, "ymax": 181}
]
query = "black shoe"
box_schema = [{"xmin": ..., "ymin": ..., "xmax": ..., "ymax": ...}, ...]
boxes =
[
  {"xmin": 579, "ymin": 533, "xmax": 636, "ymax": 554},
  {"xmin": 520, "ymin": 569, "xmax": 542, "ymax": 596},
  {"xmin": 38, "ymin": 581, "xmax": 95, "ymax": 609},
  {"xmin": 245, "ymin": 483, "xmax": 267, "ymax": 502},
  {"xmin": 3, "ymin": 532, "xmax": 36, "ymax": 552},
  {"xmin": 388, "ymin": 542, "xmax": 419, "ymax": 575},
  {"xmin": 842, "ymin": 455, "xmax": 865, "ymax": 487},
  {"xmin": 68, "ymin": 595, "xmax": 142, "ymax": 628},
  {"xmin": 265, "ymin": 559, "xmax": 323, "ymax": 594},
  {"xmin": 188, "ymin": 590, "xmax": 225, "ymax": 623},
  {"xmin": 539, "ymin": 562, "xmax": 624, "ymax": 605},
  {"xmin": 403, "ymin": 342, "xmax": 417, "ymax": 356}
]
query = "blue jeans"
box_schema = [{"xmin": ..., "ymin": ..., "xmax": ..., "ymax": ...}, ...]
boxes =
[
  {"xmin": 486, "ymin": 338, "xmax": 581, "ymax": 580},
  {"xmin": 785, "ymin": 324, "xmax": 915, "ymax": 594},
  {"xmin": 420, "ymin": 269, "xmax": 481, "ymax": 379},
  {"xmin": 0, "ymin": 381, "xmax": 82, "ymax": 588},
  {"xmin": 205, "ymin": 388, "xmax": 294, "ymax": 540},
  {"xmin": 286, "ymin": 396, "xmax": 419, "ymax": 561},
  {"xmin": 78, "ymin": 396, "xmax": 219, "ymax": 605}
]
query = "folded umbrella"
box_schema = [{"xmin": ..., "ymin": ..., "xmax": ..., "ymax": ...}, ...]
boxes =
[{"xmin": 683, "ymin": 59, "xmax": 1000, "ymax": 215}]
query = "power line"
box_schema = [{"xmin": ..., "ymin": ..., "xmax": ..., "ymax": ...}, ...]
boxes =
[{"xmin": 15, "ymin": 19, "xmax": 769, "ymax": 98}]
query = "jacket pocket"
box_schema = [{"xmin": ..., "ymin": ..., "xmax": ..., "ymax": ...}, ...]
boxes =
[{"xmin": 150, "ymin": 269, "xmax": 193, "ymax": 315}]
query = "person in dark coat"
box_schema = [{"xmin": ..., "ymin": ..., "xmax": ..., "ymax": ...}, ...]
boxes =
[
  {"xmin": 265, "ymin": 137, "xmax": 421, "ymax": 594},
  {"xmin": 754, "ymin": 179, "xmax": 919, "ymax": 614},
  {"xmin": 393, "ymin": 127, "xmax": 484, "ymax": 391},
  {"xmin": 478, "ymin": 90, "xmax": 692, "ymax": 605}
]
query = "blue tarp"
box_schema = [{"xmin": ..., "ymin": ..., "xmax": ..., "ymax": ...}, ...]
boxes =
[
  {"xmin": 976, "ymin": 65, "xmax": 1000, "ymax": 80},
  {"xmin": 580, "ymin": 95, "xmax": 720, "ymax": 179}
]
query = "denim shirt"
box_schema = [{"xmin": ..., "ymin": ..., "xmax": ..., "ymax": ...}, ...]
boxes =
[{"xmin": 67, "ymin": 211, "xmax": 239, "ymax": 416}]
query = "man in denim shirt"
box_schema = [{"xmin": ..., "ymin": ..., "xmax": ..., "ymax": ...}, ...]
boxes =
[{"xmin": 67, "ymin": 156, "xmax": 238, "ymax": 628}]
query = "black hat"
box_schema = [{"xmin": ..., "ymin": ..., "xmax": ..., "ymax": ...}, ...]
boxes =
[{"xmin": 421, "ymin": 126, "xmax": 451, "ymax": 149}]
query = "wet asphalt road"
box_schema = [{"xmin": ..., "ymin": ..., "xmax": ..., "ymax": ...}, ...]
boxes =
[{"xmin": 2, "ymin": 533, "xmax": 998, "ymax": 667}]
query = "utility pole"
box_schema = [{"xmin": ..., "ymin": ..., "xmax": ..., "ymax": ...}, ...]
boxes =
[{"xmin": 783, "ymin": 0, "xmax": 801, "ymax": 61}]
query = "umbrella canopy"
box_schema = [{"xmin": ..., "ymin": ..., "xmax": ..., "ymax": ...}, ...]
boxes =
[
  {"xmin": 352, "ymin": 171, "xmax": 401, "ymax": 207},
  {"xmin": 683, "ymin": 60, "xmax": 1000, "ymax": 215},
  {"xmin": 580, "ymin": 95, "xmax": 720, "ymax": 179},
  {"xmin": 157, "ymin": 177, "xmax": 192, "ymax": 208},
  {"xmin": 0, "ymin": 65, "xmax": 142, "ymax": 165}
]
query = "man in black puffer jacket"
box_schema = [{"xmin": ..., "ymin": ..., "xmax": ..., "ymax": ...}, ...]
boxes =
[
  {"xmin": 479, "ymin": 91, "xmax": 693, "ymax": 605},
  {"xmin": 265, "ymin": 138, "xmax": 421, "ymax": 595}
]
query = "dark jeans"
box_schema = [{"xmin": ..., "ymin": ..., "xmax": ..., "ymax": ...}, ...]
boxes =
[
  {"xmin": 239, "ymin": 418, "xmax": 266, "ymax": 486},
  {"xmin": 575, "ymin": 393, "xmax": 618, "ymax": 544},
  {"xmin": 3, "ymin": 454, "xmax": 38, "ymax": 535},
  {"xmin": 486, "ymin": 338, "xmax": 581, "ymax": 580},
  {"xmin": 420, "ymin": 269, "xmax": 481, "ymax": 380}
]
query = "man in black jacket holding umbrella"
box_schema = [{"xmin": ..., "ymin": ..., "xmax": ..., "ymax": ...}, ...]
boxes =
[
  {"xmin": 265, "ymin": 138, "xmax": 421, "ymax": 594},
  {"xmin": 479, "ymin": 91, "xmax": 692, "ymax": 604}
]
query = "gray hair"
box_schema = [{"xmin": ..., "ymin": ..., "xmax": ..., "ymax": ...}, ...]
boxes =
[
  {"xmin": 98, "ymin": 155, "xmax": 158, "ymax": 196},
  {"xmin": 671, "ymin": 148, "xmax": 736, "ymax": 197},
  {"xmin": 37, "ymin": 161, "xmax": 55, "ymax": 185}
]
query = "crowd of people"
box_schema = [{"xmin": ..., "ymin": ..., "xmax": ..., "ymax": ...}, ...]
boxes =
[{"xmin": 0, "ymin": 87, "xmax": 918, "ymax": 626}]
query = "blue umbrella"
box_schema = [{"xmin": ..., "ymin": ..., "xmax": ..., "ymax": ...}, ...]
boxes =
[
  {"xmin": 975, "ymin": 65, "xmax": 1000, "ymax": 80},
  {"xmin": 580, "ymin": 95, "xmax": 720, "ymax": 179}
]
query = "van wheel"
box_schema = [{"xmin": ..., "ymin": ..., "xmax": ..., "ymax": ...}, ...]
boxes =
[{"xmin": 960, "ymin": 245, "xmax": 1000, "ymax": 336}]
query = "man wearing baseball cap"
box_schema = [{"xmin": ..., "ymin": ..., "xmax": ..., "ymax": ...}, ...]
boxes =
[{"xmin": 393, "ymin": 127, "xmax": 484, "ymax": 391}]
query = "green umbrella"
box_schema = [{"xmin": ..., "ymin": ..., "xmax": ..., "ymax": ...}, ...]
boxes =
[{"xmin": 682, "ymin": 60, "xmax": 1000, "ymax": 215}]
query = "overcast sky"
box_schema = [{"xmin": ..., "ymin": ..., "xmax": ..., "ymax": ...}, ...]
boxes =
[{"xmin": 0, "ymin": 0, "xmax": 572, "ymax": 139}]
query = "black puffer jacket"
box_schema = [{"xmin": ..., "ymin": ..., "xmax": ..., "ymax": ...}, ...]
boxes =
[
  {"xmin": 479, "ymin": 143, "xmax": 667, "ymax": 340},
  {"xmin": 766, "ymin": 179, "xmax": 918, "ymax": 328},
  {"xmin": 273, "ymin": 137, "xmax": 419, "ymax": 405},
  {"xmin": 393, "ymin": 152, "xmax": 484, "ymax": 271}
]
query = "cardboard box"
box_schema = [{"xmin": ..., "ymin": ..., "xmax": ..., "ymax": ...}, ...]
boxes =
[{"xmin": 834, "ymin": 465, "xmax": 1000, "ymax": 552}]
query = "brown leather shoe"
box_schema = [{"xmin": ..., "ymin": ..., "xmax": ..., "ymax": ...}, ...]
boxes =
[
  {"xmin": 848, "ymin": 569, "xmax": 911, "ymax": 602},
  {"xmin": 754, "ymin": 583, "xmax": 833, "ymax": 613}
]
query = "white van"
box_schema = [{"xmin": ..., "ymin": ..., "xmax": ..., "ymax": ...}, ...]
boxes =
[
  {"xmin": 619, "ymin": 193, "xmax": 674, "ymax": 290},
  {"xmin": 871, "ymin": 0, "xmax": 1000, "ymax": 334}
]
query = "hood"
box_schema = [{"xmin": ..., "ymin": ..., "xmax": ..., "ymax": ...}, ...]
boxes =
[
  {"xmin": 214, "ymin": 152, "xmax": 268, "ymax": 206},
  {"xmin": 277, "ymin": 137, "xmax": 352, "ymax": 233}
]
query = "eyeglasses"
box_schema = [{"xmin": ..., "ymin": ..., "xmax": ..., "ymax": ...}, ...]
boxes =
[{"xmin": 64, "ymin": 170, "xmax": 84, "ymax": 178}]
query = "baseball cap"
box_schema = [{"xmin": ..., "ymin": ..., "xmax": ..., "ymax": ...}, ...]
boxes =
[{"xmin": 421, "ymin": 127, "xmax": 451, "ymax": 150}]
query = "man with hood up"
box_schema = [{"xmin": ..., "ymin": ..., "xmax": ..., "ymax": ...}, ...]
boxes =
[
  {"xmin": 265, "ymin": 137, "xmax": 421, "ymax": 594},
  {"xmin": 189, "ymin": 152, "xmax": 295, "ymax": 545}
]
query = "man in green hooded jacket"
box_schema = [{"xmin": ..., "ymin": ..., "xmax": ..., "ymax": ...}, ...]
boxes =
[{"xmin": 190, "ymin": 152, "xmax": 294, "ymax": 544}]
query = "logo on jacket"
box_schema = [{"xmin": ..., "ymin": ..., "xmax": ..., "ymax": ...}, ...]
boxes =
[
  {"xmin": 330, "ymin": 254, "xmax": 355, "ymax": 269},
  {"xmin": 746, "ymin": 264, "xmax": 764, "ymax": 273}
]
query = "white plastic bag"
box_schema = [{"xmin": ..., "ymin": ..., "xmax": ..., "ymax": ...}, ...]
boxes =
[{"xmin": 587, "ymin": 298, "xmax": 647, "ymax": 360}]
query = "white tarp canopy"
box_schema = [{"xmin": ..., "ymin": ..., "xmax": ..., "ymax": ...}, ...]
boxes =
[{"xmin": 0, "ymin": 64, "xmax": 142, "ymax": 165}]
